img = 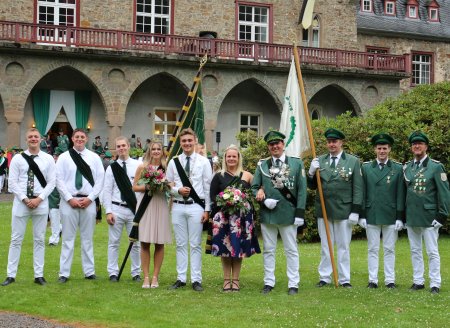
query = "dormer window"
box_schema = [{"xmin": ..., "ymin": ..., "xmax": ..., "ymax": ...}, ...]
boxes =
[
  {"xmin": 406, "ymin": 0, "xmax": 419, "ymax": 19},
  {"xmin": 428, "ymin": 1, "xmax": 440, "ymax": 22},
  {"xmin": 385, "ymin": 1, "xmax": 396, "ymax": 16},
  {"xmin": 361, "ymin": 0, "xmax": 373, "ymax": 13}
]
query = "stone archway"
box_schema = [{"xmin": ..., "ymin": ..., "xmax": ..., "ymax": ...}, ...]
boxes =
[{"xmin": 308, "ymin": 84, "xmax": 361, "ymax": 118}]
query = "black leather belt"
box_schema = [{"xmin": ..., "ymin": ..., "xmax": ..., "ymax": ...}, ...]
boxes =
[
  {"xmin": 112, "ymin": 201, "xmax": 129, "ymax": 208},
  {"xmin": 173, "ymin": 199, "xmax": 204, "ymax": 205},
  {"xmin": 74, "ymin": 194, "xmax": 88, "ymax": 197},
  {"xmin": 29, "ymin": 196, "xmax": 38, "ymax": 199}
]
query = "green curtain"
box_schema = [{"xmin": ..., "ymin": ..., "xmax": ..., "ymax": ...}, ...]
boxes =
[
  {"xmin": 32, "ymin": 89, "xmax": 50, "ymax": 135},
  {"xmin": 75, "ymin": 90, "xmax": 92, "ymax": 129}
]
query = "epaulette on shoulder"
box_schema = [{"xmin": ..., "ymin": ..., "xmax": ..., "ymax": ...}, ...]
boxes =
[
  {"xmin": 431, "ymin": 159, "xmax": 441, "ymax": 164},
  {"xmin": 391, "ymin": 160, "xmax": 402, "ymax": 165},
  {"xmin": 405, "ymin": 160, "xmax": 412, "ymax": 165},
  {"xmin": 363, "ymin": 161, "xmax": 371, "ymax": 164}
]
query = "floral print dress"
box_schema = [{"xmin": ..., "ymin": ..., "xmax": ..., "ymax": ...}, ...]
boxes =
[{"xmin": 210, "ymin": 172, "xmax": 260, "ymax": 258}]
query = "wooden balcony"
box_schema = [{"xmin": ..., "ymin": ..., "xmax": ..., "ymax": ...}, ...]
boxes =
[{"xmin": 0, "ymin": 20, "xmax": 409, "ymax": 73}]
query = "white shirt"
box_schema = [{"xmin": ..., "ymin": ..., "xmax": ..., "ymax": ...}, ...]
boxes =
[
  {"xmin": 103, "ymin": 157, "xmax": 141, "ymax": 215},
  {"xmin": 166, "ymin": 152, "xmax": 212, "ymax": 211},
  {"xmin": 9, "ymin": 150, "xmax": 56, "ymax": 214},
  {"xmin": 272, "ymin": 153, "xmax": 287, "ymax": 165},
  {"xmin": 56, "ymin": 148, "xmax": 105, "ymax": 202}
]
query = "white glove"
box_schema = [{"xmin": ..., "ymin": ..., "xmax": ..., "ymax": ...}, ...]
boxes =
[
  {"xmin": 308, "ymin": 158, "xmax": 320, "ymax": 176},
  {"xmin": 348, "ymin": 213, "xmax": 359, "ymax": 225},
  {"xmin": 394, "ymin": 220, "xmax": 404, "ymax": 231},
  {"xmin": 431, "ymin": 220, "xmax": 443, "ymax": 230},
  {"xmin": 264, "ymin": 198, "xmax": 279, "ymax": 210},
  {"xmin": 358, "ymin": 218, "xmax": 367, "ymax": 229},
  {"xmin": 294, "ymin": 217, "xmax": 305, "ymax": 227}
]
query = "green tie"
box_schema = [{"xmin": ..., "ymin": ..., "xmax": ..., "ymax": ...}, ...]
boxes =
[
  {"xmin": 185, "ymin": 156, "xmax": 190, "ymax": 177},
  {"xmin": 276, "ymin": 159, "xmax": 281, "ymax": 167},
  {"xmin": 75, "ymin": 152, "xmax": 83, "ymax": 190},
  {"xmin": 330, "ymin": 156, "xmax": 337, "ymax": 169}
]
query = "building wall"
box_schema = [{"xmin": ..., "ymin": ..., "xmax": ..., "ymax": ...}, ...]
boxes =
[{"xmin": 0, "ymin": 0, "xmax": 33, "ymax": 22}]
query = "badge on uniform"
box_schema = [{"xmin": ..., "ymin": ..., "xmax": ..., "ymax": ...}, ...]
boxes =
[
  {"xmin": 442, "ymin": 173, "xmax": 448, "ymax": 182},
  {"xmin": 302, "ymin": 169, "xmax": 306, "ymax": 177}
]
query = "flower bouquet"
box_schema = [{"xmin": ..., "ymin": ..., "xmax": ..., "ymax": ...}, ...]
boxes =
[
  {"xmin": 138, "ymin": 165, "xmax": 170, "ymax": 196},
  {"xmin": 216, "ymin": 186, "xmax": 250, "ymax": 216}
]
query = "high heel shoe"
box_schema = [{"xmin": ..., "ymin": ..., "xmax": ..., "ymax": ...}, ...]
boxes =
[
  {"xmin": 142, "ymin": 276, "xmax": 150, "ymax": 289},
  {"xmin": 151, "ymin": 276, "xmax": 159, "ymax": 288}
]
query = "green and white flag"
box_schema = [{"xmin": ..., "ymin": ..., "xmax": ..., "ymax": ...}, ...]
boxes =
[{"xmin": 279, "ymin": 58, "xmax": 311, "ymax": 158}]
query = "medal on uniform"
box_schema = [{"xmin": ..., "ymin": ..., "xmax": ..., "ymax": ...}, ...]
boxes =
[{"xmin": 387, "ymin": 176, "xmax": 391, "ymax": 184}]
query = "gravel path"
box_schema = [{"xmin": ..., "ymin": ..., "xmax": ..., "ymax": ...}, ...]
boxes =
[{"xmin": 0, "ymin": 312, "xmax": 75, "ymax": 328}]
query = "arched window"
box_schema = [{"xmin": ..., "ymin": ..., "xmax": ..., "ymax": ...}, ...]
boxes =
[{"xmin": 302, "ymin": 15, "xmax": 320, "ymax": 48}]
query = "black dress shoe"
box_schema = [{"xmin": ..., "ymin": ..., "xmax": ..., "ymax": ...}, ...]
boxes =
[
  {"xmin": 261, "ymin": 285, "xmax": 273, "ymax": 294},
  {"xmin": 316, "ymin": 280, "xmax": 329, "ymax": 288},
  {"xmin": 410, "ymin": 283, "xmax": 425, "ymax": 291},
  {"xmin": 288, "ymin": 287, "xmax": 298, "ymax": 295},
  {"xmin": 367, "ymin": 282, "xmax": 378, "ymax": 289},
  {"xmin": 430, "ymin": 287, "xmax": 440, "ymax": 294},
  {"xmin": 132, "ymin": 275, "xmax": 141, "ymax": 282},
  {"xmin": 169, "ymin": 280, "xmax": 186, "ymax": 289},
  {"xmin": 386, "ymin": 283, "xmax": 396, "ymax": 289},
  {"xmin": 34, "ymin": 277, "xmax": 47, "ymax": 285},
  {"xmin": 109, "ymin": 275, "xmax": 118, "ymax": 282},
  {"xmin": 58, "ymin": 276, "xmax": 68, "ymax": 283},
  {"xmin": 1, "ymin": 277, "xmax": 15, "ymax": 286},
  {"xmin": 48, "ymin": 243, "xmax": 56, "ymax": 247},
  {"xmin": 340, "ymin": 283, "xmax": 353, "ymax": 288},
  {"xmin": 192, "ymin": 281, "xmax": 203, "ymax": 292},
  {"xmin": 85, "ymin": 274, "xmax": 97, "ymax": 280}
]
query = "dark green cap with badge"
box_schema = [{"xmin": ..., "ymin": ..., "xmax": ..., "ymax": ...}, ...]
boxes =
[
  {"xmin": 408, "ymin": 131, "xmax": 429, "ymax": 145},
  {"xmin": 104, "ymin": 151, "xmax": 113, "ymax": 158},
  {"xmin": 371, "ymin": 133, "xmax": 394, "ymax": 146},
  {"xmin": 264, "ymin": 130, "xmax": 286, "ymax": 144},
  {"xmin": 324, "ymin": 128, "xmax": 345, "ymax": 140}
]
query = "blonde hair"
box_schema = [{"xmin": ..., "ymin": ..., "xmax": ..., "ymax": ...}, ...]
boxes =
[
  {"xmin": 142, "ymin": 141, "xmax": 167, "ymax": 169},
  {"xmin": 219, "ymin": 144, "xmax": 243, "ymax": 176}
]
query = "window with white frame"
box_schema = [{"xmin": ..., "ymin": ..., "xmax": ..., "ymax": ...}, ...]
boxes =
[
  {"xmin": 385, "ymin": 1, "xmax": 395, "ymax": 15},
  {"xmin": 153, "ymin": 108, "xmax": 178, "ymax": 146},
  {"xmin": 429, "ymin": 8, "xmax": 439, "ymax": 21},
  {"xmin": 302, "ymin": 15, "xmax": 320, "ymax": 48},
  {"xmin": 239, "ymin": 113, "xmax": 261, "ymax": 147},
  {"xmin": 361, "ymin": 0, "xmax": 373, "ymax": 12},
  {"xmin": 136, "ymin": 0, "xmax": 171, "ymax": 34},
  {"xmin": 408, "ymin": 5, "xmax": 418, "ymax": 18},
  {"xmin": 238, "ymin": 4, "xmax": 269, "ymax": 43},
  {"xmin": 37, "ymin": 0, "xmax": 76, "ymax": 40},
  {"xmin": 411, "ymin": 53, "xmax": 432, "ymax": 85}
]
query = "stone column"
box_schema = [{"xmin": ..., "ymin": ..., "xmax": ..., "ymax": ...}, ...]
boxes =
[
  {"xmin": 106, "ymin": 113, "xmax": 125, "ymax": 152},
  {"xmin": 4, "ymin": 110, "xmax": 24, "ymax": 148}
]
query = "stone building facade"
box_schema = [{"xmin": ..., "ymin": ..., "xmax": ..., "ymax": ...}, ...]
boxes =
[{"xmin": 0, "ymin": 0, "xmax": 447, "ymax": 151}]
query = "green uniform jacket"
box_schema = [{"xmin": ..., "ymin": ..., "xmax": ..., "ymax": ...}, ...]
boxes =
[
  {"xmin": 308, "ymin": 152, "xmax": 363, "ymax": 221},
  {"xmin": 57, "ymin": 135, "xmax": 70, "ymax": 152},
  {"xmin": 404, "ymin": 157, "xmax": 449, "ymax": 227},
  {"xmin": 48, "ymin": 187, "xmax": 60, "ymax": 209},
  {"xmin": 252, "ymin": 156, "xmax": 307, "ymax": 225},
  {"xmin": 361, "ymin": 159, "xmax": 405, "ymax": 225}
]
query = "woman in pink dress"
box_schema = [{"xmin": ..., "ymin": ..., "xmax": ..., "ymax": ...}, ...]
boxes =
[{"xmin": 133, "ymin": 141, "xmax": 171, "ymax": 288}]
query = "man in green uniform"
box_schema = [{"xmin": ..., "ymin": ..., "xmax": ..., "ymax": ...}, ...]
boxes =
[
  {"xmin": 57, "ymin": 129, "xmax": 70, "ymax": 153},
  {"xmin": 308, "ymin": 128, "xmax": 363, "ymax": 288},
  {"xmin": 48, "ymin": 147, "xmax": 62, "ymax": 246},
  {"xmin": 359, "ymin": 133, "xmax": 405, "ymax": 289},
  {"xmin": 252, "ymin": 130, "xmax": 307, "ymax": 295},
  {"xmin": 404, "ymin": 131, "xmax": 449, "ymax": 294}
]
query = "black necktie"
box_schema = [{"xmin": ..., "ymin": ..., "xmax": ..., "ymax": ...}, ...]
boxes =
[
  {"xmin": 330, "ymin": 156, "xmax": 337, "ymax": 169},
  {"xmin": 379, "ymin": 163, "xmax": 385, "ymax": 170},
  {"xmin": 26, "ymin": 155, "xmax": 37, "ymax": 198},
  {"xmin": 275, "ymin": 159, "xmax": 281, "ymax": 167},
  {"xmin": 415, "ymin": 161, "xmax": 420, "ymax": 169},
  {"xmin": 185, "ymin": 156, "xmax": 190, "ymax": 177},
  {"xmin": 121, "ymin": 161, "xmax": 127, "ymax": 201}
]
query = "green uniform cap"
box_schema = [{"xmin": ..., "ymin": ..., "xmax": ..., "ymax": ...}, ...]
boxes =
[
  {"xmin": 10, "ymin": 146, "xmax": 20, "ymax": 151},
  {"xmin": 371, "ymin": 133, "xmax": 394, "ymax": 145},
  {"xmin": 324, "ymin": 128, "xmax": 345, "ymax": 140},
  {"xmin": 408, "ymin": 131, "xmax": 429, "ymax": 145},
  {"xmin": 104, "ymin": 151, "xmax": 113, "ymax": 158},
  {"xmin": 264, "ymin": 130, "xmax": 286, "ymax": 144}
]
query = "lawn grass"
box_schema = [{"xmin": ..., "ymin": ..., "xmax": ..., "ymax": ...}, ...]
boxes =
[{"xmin": 0, "ymin": 201, "xmax": 449, "ymax": 328}]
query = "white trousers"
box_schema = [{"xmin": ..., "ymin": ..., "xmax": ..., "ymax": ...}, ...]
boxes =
[
  {"xmin": 48, "ymin": 208, "xmax": 62, "ymax": 245},
  {"xmin": 318, "ymin": 218, "xmax": 353, "ymax": 284},
  {"xmin": 407, "ymin": 226, "xmax": 441, "ymax": 288},
  {"xmin": 171, "ymin": 203, "xmax": 204, "ymax": 283},
  {"xmin": 6, "ymin": 213, "xmax": 48, "ymax": 278},
  {"xmin": 366, "ymin": 224, "xmax": 397, "ymax": 285},
  {"xmin": 0, "ymin": 175, "xmax": 5, "ymax": 192},
  {"xmin": 59, "ymin": 200, "xmax": 96, "ymax": 278},
  {"xmin": 107, "ymin": 213, "xmax": 141, "ymax": 277},
  {"xmin": 261, "ymin": 223, "xmax": 299, "ymax": 288}
]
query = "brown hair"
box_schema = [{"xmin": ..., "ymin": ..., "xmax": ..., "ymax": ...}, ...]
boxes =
[{"xmin": 179, "ymin": 128, "xmax": 197, "ymax": 139}]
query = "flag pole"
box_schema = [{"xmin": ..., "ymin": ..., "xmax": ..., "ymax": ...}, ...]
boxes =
[
  {"xmin": 292, "ymin": 44, "xmax": 339, "ymax": 288},
  {"xmin": 166, "ymin": 53, "xmax": 208, "ymax": 160}
]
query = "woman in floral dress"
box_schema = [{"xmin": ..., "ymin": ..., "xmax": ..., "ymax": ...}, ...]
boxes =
[{"xmin": 209, "ymin": 145, "xmax": 260, "ymax": 291}]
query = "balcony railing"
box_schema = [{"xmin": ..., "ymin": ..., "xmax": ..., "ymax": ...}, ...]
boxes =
[{"xmin": 0, "ymin": 20, "xmax": 408, "ymax": 73}]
